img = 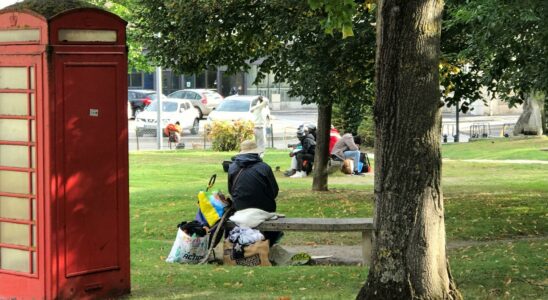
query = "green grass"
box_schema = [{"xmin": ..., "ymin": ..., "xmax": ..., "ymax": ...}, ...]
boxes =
[
  {"xmin": 441, "ymin": 136, "xmax": 548, "ymax": 160},
  {"xmin": 128, "ymin": 139, "xmax": 548, "ymax": 299},
  {"xmin": 450, "ymin": 240, "xmax": 547, "ymax": 300}
]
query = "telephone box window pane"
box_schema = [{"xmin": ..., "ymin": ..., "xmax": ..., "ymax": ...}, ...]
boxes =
[
  {"xmin": 31, "ymin": 173, "xmax": 36, "ymax": 195},
  {"xmin": 32, "ymin": 199, "xmax": 36, "ymax": 221},
  {"xmin": 0, "ymin": 196, "xmax": 29, "ymax": 220},
  {"xmin": 0, "ymin": 248, "xmax": 29, "ymax": 273},
  {"xmin": 30, "ymin": 67, "xmax": 35, "ymax": 90},
  {"xmin": 31, "ymin": 146, "xmax": 36, "ymax": 168},
  {"xmin": 0, "ymin": 222, "xmax": 29, "ymax": 246},
  {"xmin": 32, "ymin": 251, "xmax": 37, "ymax": 273},
  {"xmin": 0, "ymin": 119, "xmax": 28, "ymax": 141},
  {"xmin": 0, "ymin": 145, "xmax": 28, "ymax": 168},
  {"xmin": 32, "ymin": 225, "xmax": 36, "ymax": 247},
  {"xmin": 0, "ymin": 67, "xmax": 27, "ymax": 89},
  {"xmin": 0, "ymin": 29, "xmax": 39, "ymax": 43},
  {"xmin": 0, "ymin": 170, "xmax": 29, "ymax": 194},
  {"xmin": 0, "ymin": 93, "xmax": 28, "ymax": 115},
  {"xmin": 58, "ymin": 29, "xmax": 117, "ymax": 42},
  {"xmin": 31, "ymin": 120, "xmax": 35, "ymax": 142},
  {"xmin": 30, "ymin": 93, "xmax": 35, "ymax": 116}
]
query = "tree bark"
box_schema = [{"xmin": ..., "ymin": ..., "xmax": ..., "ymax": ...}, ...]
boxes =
[
  {"xmin": 312, "ymin": 103, "xmax": 332, "ymax": 191},
  {"xmin": 357, "ymin": 0, "xmax": 462, "ymax": 299}
]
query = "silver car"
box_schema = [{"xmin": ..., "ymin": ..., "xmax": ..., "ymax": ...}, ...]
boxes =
[{"xmin": 168, "ymin": 89, "xmax": 224, "ymax": 119}]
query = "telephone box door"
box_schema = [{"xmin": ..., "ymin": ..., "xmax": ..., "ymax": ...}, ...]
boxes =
[{"xmin": 54, "ymin": 53, "xmax": 128, "ymax": 297}]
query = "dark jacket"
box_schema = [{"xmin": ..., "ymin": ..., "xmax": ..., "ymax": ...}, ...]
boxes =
[
  {"xmin": 228, "ymin": 153, "xmax": 279, "ymax": 212},
  {"xmin": 299, "ymin": 133, "xmax": 316, "ymax": 156}
]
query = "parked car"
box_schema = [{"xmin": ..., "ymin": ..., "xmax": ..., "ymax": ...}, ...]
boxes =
[
  {"xmin": 167, "ymin": 89, "xmax": 223, "ymax": 119},
  {"xmin": 206, "ymin": 95, "xmax": 271, "ymax": 126},
  {"xmin": 135, "ymin": 99, "xmax": 200, "ymax": 136},
  {"xmin": 128, "ymin": 89, "xmax": 166, "ymax": 118}
]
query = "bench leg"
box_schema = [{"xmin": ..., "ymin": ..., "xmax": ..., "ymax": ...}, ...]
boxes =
[{"xmin": 362, "ymin": 230, "xmax": 372, "ymax": 265}]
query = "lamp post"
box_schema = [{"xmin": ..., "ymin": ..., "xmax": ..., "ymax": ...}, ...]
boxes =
[{"xmin": 156, "ymin": 66, "xmax": 163, "ymax": 149}]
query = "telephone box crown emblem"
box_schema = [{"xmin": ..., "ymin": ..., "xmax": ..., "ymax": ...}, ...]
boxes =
[{"xmin": 9, "ymin": 14, "xmax": 18, "ymax": 27}]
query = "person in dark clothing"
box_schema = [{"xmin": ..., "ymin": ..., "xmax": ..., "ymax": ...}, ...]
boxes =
[
  {"xmin": 228, "ymin": 140, "xmax": 279, "ymax": 212},
  {"xmin": 228, "ymin": 139, "xmax": 281, "ymax": 245},
  {"xmin": 290, "ymin": 128, "xmax": 316, "ymax": 178}
]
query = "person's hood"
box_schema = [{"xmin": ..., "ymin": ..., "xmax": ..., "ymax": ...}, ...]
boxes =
[{"xmin": 234, "ymin": 153, "xmax": 262, "ymax": 168}]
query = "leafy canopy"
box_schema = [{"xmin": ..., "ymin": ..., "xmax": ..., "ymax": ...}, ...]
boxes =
[
  {"xmin": 135, "ymin": 0, "xmax": 376, "ymax": 107},
  {"xmin": 441, "ymin": 0, "xmax": 547, "ymax": 110}
]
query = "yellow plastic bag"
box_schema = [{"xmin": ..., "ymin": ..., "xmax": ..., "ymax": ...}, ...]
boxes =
[{"xmin": 196, "ymin": 175, "xmax": 229, "ymax": 227}]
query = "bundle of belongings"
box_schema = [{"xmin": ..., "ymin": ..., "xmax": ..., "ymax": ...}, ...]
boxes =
[
  {"xmin": 166, "ymin": 175, "xmax": 233, "ymax": 264},
  {"xmin": 223, "ymin": 208, "xmax": 311, "ymax": 266},
  {"xmin": 165, "ymin": 220, "xmax": 210, "ymax": 264},
  {"xmin": 223, "ymin": 226, "xmax": 271, "ymax": 266}
]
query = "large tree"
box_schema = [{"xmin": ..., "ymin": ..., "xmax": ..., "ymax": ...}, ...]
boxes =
[
  {"xmin": 135, "ymin": 0, "xmax": 376, "ymax": 191},
  {"xmin": 350, "ymin": 0, "xmax": 460, "ymax": 298}
]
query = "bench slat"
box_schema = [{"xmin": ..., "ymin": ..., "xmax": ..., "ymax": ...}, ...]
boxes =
[{"xmin": 254, "ymin": 218, "xmax": 374, "ymax": 232}]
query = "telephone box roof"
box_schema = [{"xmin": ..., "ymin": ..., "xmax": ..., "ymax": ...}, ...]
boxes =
[{"xmin": 2, "ymin": 0, "xmax": 101, "ymax": 20}]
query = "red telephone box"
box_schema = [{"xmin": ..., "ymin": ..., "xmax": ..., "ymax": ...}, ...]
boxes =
[{"xmin": 0, "ymin": 1, "xmax": 130, "ymax": 299}]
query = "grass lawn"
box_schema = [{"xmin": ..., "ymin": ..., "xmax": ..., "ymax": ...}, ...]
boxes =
[{"xmin": 128, "ymin": 137, "xmax": 547, "ymax": 299}]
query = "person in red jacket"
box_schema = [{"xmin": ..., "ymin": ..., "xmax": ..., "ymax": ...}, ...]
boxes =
[{"xmin": 329, "ymin": 125, "xmax": 341, "ymax": 153}]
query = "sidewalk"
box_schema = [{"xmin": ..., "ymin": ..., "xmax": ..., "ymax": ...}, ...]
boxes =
[{"xmin": 285, "ymin": 235, "xmax": 547, "ymax": 266}]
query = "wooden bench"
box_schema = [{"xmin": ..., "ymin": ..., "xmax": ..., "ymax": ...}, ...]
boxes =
[{"xmin": 229, "ymin": 217, "xmax": 374, "ymax": 264}]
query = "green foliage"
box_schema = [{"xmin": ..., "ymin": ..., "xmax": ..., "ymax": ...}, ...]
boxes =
[
  {"xmin": 442, "ymin": 0, "xmax": 548, "ymax": 109},
  {"xmin": 85, "ymin": 0, "xmax": 152, "ymax": 72},
  {"xmin": 207, "ymin": 120, "xmax": 254, "ymax": 151},
  {"xmin": 307, "ymin": 0, "xmax": 376, "ymax": 37},
  {"xmin": 135, "ymin": 0, "xmax": 376, "ymax": 108},
  {"xmin": 356, "ymin": 107, "xmax": 375, "ymax": 148}
]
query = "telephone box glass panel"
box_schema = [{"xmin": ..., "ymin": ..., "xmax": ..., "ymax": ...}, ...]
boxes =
[
  {"xmin": 0, "ymin": 67, "xmax": 27, "ymax": 89},
  {"xmin": 0, "ymin": 222, "xmax": 29, "ymax": 246},
  {"xmin": 0, "ymin": 248, "xmax": 29, "ymax": 273},
  {"xmin": 0, "ymin": 119, "xmax": 28, "ymax": 141},
  {"xmin": 0, "ymin": 170, "xmax": 29, "ymax": 194},
  {"xmin": 0, "ymin": 29, "xmax": 40, "ymax": 43},
  {"xmin": 0, "ymin": 93, "xmax": 28, "ymax": 115},
  {"xmin": 59, "ymin": 29, "xmax": 117, "ymax": 42},
  {"xmin": 0, "ymin": 196, "xmax": 29, "ymax": 220},
  {"xmin": 0, "ymin": 145, "xmax": 28, "ymax": 168}
]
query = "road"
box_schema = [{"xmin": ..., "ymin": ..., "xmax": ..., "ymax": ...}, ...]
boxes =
[{"xmin": 128, "ymin": 109, "xmax": 520, "ymax": 151}]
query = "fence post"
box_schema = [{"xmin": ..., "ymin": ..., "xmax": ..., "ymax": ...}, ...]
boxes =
[{"xmin": 270, "ymin": 123, "xmax": 274, "ymax": 148}]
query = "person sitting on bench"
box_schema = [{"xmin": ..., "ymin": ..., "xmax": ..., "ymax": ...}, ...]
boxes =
[{"xmin": 331, "ymin": 131, "xmax": 361, "ymax": 175}]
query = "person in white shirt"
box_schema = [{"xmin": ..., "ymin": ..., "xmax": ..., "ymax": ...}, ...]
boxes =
[{"xmin": 250, "ymin": 96, "xmax": 268, "ymax": 154}]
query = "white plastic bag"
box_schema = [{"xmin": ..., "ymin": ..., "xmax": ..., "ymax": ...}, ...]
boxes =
[{"xmin": 166, "ymin": 228, "xmax": 210, "ymax": 264}]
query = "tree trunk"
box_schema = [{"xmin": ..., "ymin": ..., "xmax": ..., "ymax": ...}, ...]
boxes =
[
  {"xmin": 357, "ymin": 0, "xmax": 462, "ymax": 299},
  {"xmin": 312, "ymin": 103, "xmax": 332, "ymax": 191}
]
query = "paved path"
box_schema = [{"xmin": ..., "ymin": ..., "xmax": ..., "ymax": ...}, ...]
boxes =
[{"xmin": 285, "ymin": 236, "xmax": 547, "ymax": 265}]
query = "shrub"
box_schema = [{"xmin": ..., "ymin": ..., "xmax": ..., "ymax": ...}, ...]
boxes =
[{"xmin": 207, "ymin": 120, "xmax": 255, "ymax": 151}]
